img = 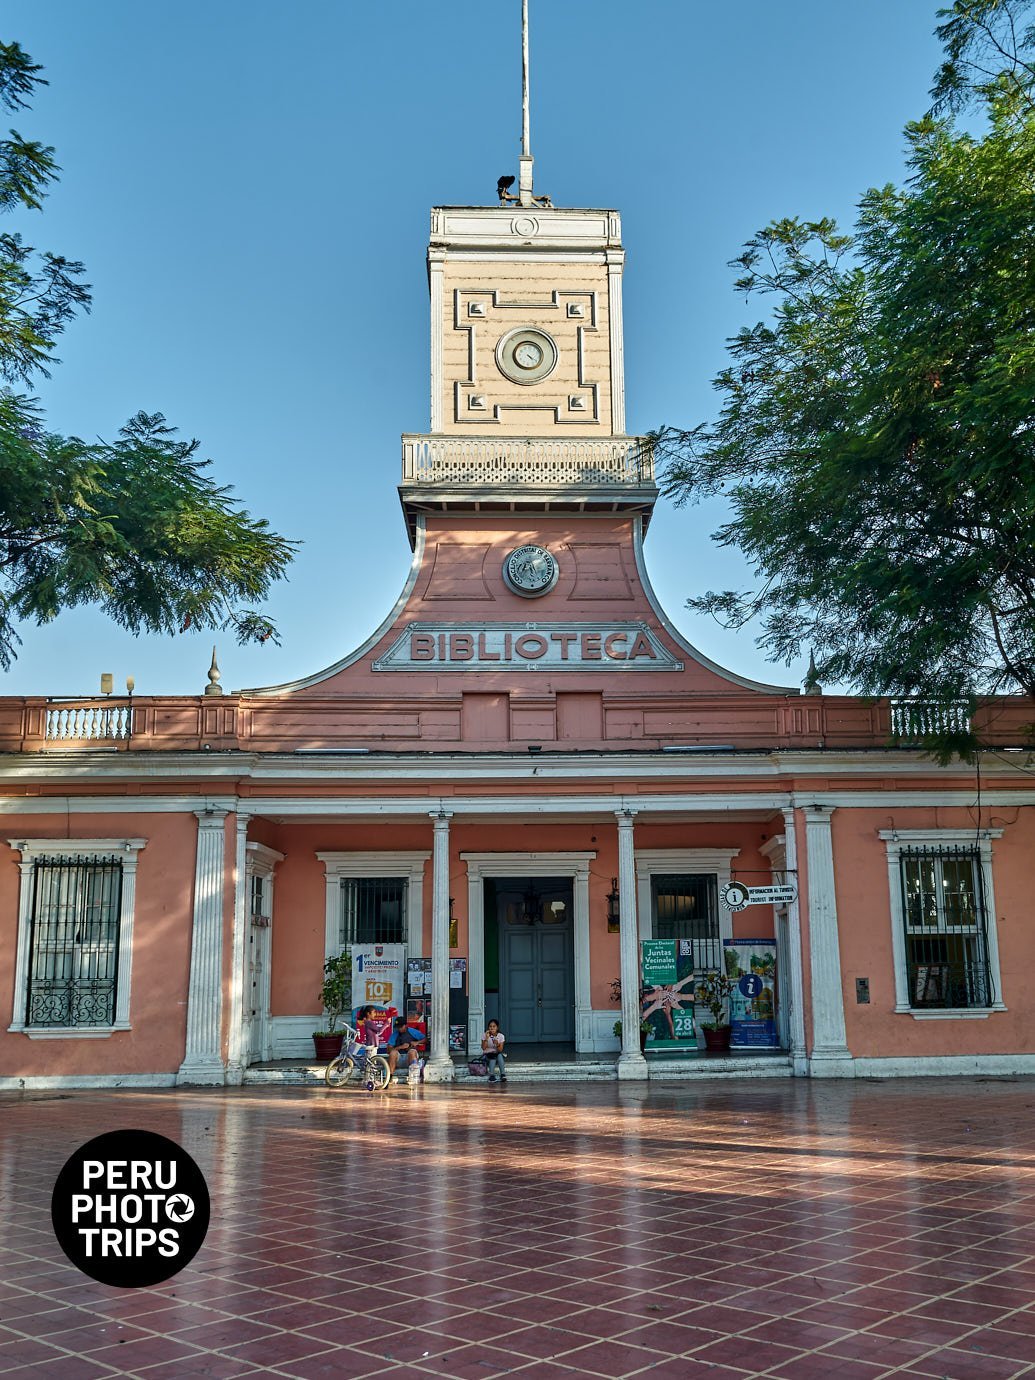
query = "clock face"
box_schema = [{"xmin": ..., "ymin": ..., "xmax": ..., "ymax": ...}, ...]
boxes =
[
  {"xmin": 514, "ymin": 341, "xmax": 544, "ymax": 370},
  {"xmin": 502, "ymin": 545, "xmax": 559, "ymax": 597},
  {"xmin": 495, "ymin": 328, "xmax": 558, "ymax": 385}
]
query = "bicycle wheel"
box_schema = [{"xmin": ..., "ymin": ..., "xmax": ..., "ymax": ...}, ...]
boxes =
[
  {"xmin": 325, "ymin": 1055, "xmax": 355, "ymax": 1090},
  {"xmin": 365, "ymin": 1056, "xmax": 391, "ymax": 1091}
]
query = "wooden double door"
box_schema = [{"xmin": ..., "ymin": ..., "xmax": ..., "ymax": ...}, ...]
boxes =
[{"xmin": 495, "ymin": 877, "xmax": 575, "ymax": 1045}]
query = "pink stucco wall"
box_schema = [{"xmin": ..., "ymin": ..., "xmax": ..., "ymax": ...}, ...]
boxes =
[
  {"xmin": 831, "ymin": 807, "xmax": 1035, "ymax": 1059},
  {"xmin": 0, "ymin": 811, "xmax": 202, "ymax": 1077}
]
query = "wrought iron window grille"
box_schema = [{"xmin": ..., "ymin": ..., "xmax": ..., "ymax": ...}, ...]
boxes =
[
  {"xmin": 27, "ymin": 855, "xmax": 122, "ymax": 1027},
  {"xmin": 898, "ymin": 844, "xmax": 993, "ymax": 1010}
]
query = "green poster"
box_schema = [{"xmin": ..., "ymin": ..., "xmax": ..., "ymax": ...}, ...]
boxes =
[
  {"xmin": 640, "ymin": 939, "xmax": 696, "ymax": 1050},
  {"xmin": 641, "ymin": 940, "xmax": 677, "ymax": 987}
]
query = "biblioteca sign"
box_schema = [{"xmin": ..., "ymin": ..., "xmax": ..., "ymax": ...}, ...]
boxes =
[{"xmin": 373, "ymin": 622, "xmax": 683, "ymax": 672}]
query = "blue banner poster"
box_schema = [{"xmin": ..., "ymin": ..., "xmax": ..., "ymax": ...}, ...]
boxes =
[
  {"xmin": 640, "ymin": 939, "xmax": 696, "ymax": 1050},
  {"xmin": 723, "ymin": 940, "xmax": 778, "ymax": 1048}
]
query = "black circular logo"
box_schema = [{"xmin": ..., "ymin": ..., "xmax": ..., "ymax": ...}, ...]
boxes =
[{"xmin": 51, "ymin": 1129, "xmax": 210, "ymax": 1288}]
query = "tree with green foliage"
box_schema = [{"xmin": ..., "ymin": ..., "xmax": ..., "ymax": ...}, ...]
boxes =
[
  {"xmin": 0, "ymin": 41, "xmax": 294, "ymax": 669},
  {"xmin": 658, "ymin": 1, "xmax": 1035, "ymax": 708}
]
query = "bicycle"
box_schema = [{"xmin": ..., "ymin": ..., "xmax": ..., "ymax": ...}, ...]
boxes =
[{"xmin": 325, "ymin": 1022, "xmax": 392, "ymax": 1092}]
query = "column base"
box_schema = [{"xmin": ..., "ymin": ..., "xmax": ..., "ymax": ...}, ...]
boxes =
[
  {"xmin": 808, "ymin": 1049, "xmax": 856, "ymax": 1078},
  {"xmin": 423, "ymin": 1057, "xmax": 456, "ymax": 1084},
  {"xmin": 617, "ymin": 1052, "xmax": 649, "ymax": 1080},
  {"xmin": 224, "ymin": 1062, "xmax": 244, "ymax": 1087},
  {"xmin": 176, "ymin": 1058, "xmax": 226, "ymax": 1087}
]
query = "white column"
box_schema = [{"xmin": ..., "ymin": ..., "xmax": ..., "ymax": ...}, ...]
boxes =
[
  {"xmin": 178, "ymin": 809, "xmax": 230, "ymax": 1086},
  {"xmin": 616, "ymin": 809, "xmax": 648, "ymax": 1080},
  {"xmin": 225, "ymin": 813, "xmax": 250, "ymax": 1086},
  {"xmin": 802, "ymin": 806, "xmax": 853, "ymax": 1077},
  {"xmin": 572, "ymin": 862, "xmax": 592, "ymax": 1051},
  {"xmin": 780, "ymin": 810, "xmax": 809, "ymax": 1076},
  {"xmin": 467, "ymin": 860, "xmax": 484, "ymax": 1053},
  {"xmin": 425, "ymin": 810, "xmax": 455, "ymax": 1082}
]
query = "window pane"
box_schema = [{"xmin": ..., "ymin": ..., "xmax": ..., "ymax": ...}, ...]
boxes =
[
  {"xmin": 652, "ymin": 875, "xmax": 720, "ymax": 971},
  {"xmin": 340, "ymin": 878, "xmax": 407, "ymax": 946},
  {"xmin": 903, "ymin": 858, "xmax": 939, "ymax": 929},
  {"xmin": 940, "ymin": 858, "xmax": 977, "ymax": 929}
]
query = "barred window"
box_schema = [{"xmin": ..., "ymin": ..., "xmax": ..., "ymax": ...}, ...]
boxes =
[
  {"xmin": 652, "ymin": 874, "xmax": 721, "ymax": 972},
  {"xmin": 900, "ymin": 846, "xmax": 991, "ymax": 1009},
  {"xmin": 27, "ymin": 855, "xmax": 123, "ymax": 1027},
  {"xmin": 340, "ymin": 877, "xmax": 407, "ymax": 947}
]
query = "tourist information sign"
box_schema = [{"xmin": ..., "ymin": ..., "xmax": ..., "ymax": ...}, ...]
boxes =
[{"xmin": 721, "ymin": 882, "xmax": 797, "ymax": 912}]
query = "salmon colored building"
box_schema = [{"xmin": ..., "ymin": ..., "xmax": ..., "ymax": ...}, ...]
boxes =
[{"xmin": 2, "ymin": 148, "xmax": 1033, "ymax": 1091}]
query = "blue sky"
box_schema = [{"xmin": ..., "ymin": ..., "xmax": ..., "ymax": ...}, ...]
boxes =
[{"xmin": 2, "ymin": 1, "xmax": 943, "ymax": 697}]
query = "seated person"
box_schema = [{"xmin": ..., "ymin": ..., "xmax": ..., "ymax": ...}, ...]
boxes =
[
  {"xmin": 481, "ymin": 1019, "xmax": 506, "ymax": 1082},
  {"xmin": 387, "ymin": 1015, "xmax": 424, "ymax": 1079}
]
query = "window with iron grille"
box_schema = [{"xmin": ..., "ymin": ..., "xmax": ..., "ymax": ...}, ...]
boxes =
[
  {"xmin": 339, "ymin": 877, "xmax": 407, "ymax": 947},
  {"xmin": 27, "ymin": 855, "xmax": 123, "ymax": 1027},
  {"xmin": 899, "ymin": 846, "xmax": 992, "ymax": 1009},
  {"xmin": 651, "ymin": 874, "xmax": 721, "ymax": 972}
]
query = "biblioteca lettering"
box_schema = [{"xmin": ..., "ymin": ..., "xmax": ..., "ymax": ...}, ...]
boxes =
[{"xmin": 373, "ymin": 622, "xmax": 682, "ymax": 672}]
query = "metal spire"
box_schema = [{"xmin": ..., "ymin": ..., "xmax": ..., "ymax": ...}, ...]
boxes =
[{"xmin": 518, "ymin": 0, "xmax": 534, "ymax": 205}]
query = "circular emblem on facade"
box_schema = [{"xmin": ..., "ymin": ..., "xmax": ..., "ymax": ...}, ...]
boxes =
[
  {"xmin": 502, "ymin": 545, "xmax": 559, "ymax": 598},
  {"xmin": 495, "ymin": 327, "xmax": 558, "ymax": 386},
  {"xmin": 511, "ymin": 215, "xmax": 539, "ymax": 239}
]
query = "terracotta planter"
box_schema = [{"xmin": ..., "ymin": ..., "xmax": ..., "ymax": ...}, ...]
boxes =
[
  {"xmin": 313, "ymin": 1033, "xmax": 345, "ymax": 1061},
  {"xmin": 702, "ymin": 1025, "xmax": 732, "ymax": 1054}
]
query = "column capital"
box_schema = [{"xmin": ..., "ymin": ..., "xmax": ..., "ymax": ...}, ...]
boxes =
[
  {"xmin": 194, "ymin": 808, "xmax": 230, "ymax": 827},
  {"xmin": 431, "ymin": 809, "xmax": 454, "ymax": 826},
  {"xmin": 614, "ymin": 807, "xmax": 639, "ymax": 824},
  {"xmin": 802, "ymin": 804, "xmax": 836, "ymax": 824}
]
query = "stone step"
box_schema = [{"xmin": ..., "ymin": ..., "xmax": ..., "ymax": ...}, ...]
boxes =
[{"xmin": 242, "ymin": 1053, "xmax": 793, "ymax": 1087}]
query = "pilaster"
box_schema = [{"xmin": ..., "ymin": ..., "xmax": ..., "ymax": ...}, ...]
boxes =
[
  {"xmin": 778, "ymin": 811, "xmax": 809, "ymax": 1076},
  {"xmin": 606, "ymin": 248, "xmax": 626, "ymax": 434},
  {"xmin": 428, "ymin": 247, "xmax": 446, "ymax": 432},
  {"xmin": 802, "ymin": 806, "xmax": 853, "ymax": 1076}
]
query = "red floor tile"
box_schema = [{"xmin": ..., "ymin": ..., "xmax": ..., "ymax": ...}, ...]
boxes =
[{"xmin": 4, "ymin": 1079, "xmax": 1035, "ymax": 1380}]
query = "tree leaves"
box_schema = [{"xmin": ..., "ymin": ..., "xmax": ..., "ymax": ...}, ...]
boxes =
[
  {"xmin": 659, "ymin": 14, "xmax": 1035, "ymax": 704},
  {"xmin": 0, "ymin": 40, "xmax": 294, "ymax": 665}
]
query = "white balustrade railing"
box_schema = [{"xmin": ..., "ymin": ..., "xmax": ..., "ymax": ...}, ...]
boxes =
[
  {"xmin": 45, "ymin": 703, "xmax": 132, "ymax": 742},
  {"xmin": 890, "ymin": 700, "xmax": 971, "ymax": 740},
  {"xmin": 401, "ymin": 434, "xmax": 654, "ymax": 486}
]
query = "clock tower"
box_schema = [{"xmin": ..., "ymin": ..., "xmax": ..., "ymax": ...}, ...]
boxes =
[
  {"xmin": 398, "ymin": 197, "xmax": 655, "ymax": 546},
  {"xmin": 398, "ymin": 0, "xmax": 654, "ymax": 549}
]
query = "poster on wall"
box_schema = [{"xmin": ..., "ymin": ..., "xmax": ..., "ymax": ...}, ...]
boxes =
[
  {"xmin": 640, "ymin": 940, "xmax": 697, "ymax": 1050},
  {"xmin": 408, "ymin": 957, "xmax": 432, "ymax": 994},
  {"xmin": 351, "ymin": 943, "xmax": 406, "ymax": 1017},
  {"xmin": 723, "ymin": 939, "xmax": 778, "ymax": 1048}
]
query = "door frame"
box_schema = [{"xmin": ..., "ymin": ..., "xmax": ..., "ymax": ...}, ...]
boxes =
[
  {"xmin": 245, "ymin": 842, "xmax": 284, "ymax": 1064},
  {"xmin": 462, "ymin": 852, "xmax": 595, "ymax": 1054}
]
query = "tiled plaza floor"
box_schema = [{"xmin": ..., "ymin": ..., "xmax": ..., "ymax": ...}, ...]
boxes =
[{"xmin": 2, "ymin": 1078, "xmax": 1035, "ymax": 1378}]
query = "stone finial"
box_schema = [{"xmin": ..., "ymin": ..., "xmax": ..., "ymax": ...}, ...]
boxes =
[
  {"xmin": 803, "ymin": 650, "xmax": 822, "ymax": 697},
  {"xmin": 204, "ymin": 646, "xmax": 223, "ymax": 697}
]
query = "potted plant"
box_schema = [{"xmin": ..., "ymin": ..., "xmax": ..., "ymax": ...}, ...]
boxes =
[
  {"xmin": 313, "ymin": 953, "xmax": 352, "ymax": 1061},
  {"xmin": 695, "ymin": 970, "xmax": 736, "ymax": 1053},
  {"xmin": 612, "ymin": 1016, "xmax": 651, "ymax": 1053}
]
